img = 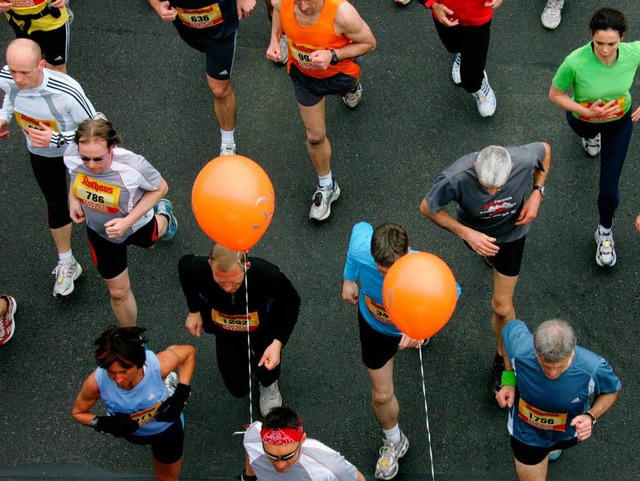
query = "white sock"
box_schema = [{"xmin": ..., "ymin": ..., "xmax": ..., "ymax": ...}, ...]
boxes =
[
  {"xmin": 318, "ymin": 171, "xmax": 333, "ymax": 188},
  {"xmin": 58, "ymin": 250, "xmax": 74, "ymax": 264},
  {"xmin": 383, "ymin": 424, "xmax": 401, "ymax": 444},
  {"xmin": 221, "ymin": 129, "xmax": 235, "ymax": 145},
  {"xmin": 599, "ymin": 225, "xmax": 611, "ymax": 235}
]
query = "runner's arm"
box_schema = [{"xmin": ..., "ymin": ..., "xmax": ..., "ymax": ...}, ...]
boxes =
[{"xmin": 71, "ymin": 372, "xmax": 102, "ymax": 426}]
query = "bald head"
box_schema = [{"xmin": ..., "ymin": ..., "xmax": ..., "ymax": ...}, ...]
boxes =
[{"xmin": 6, "ymin": 39, "xmax": 45, "ymax": 90}]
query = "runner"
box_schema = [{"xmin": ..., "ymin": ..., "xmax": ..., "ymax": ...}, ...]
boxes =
[
  {"xmin": 0, "ymin": 38, "xmax": 97, "ymax": 297},
  {"xmin": 420, "ymin": 143, "xmax": 551, "ymax": 393},
  {"xmin": 178, "ymin": 243, "xmax": 300, "ymax": 416},
  {"xmin": 342, "ymin": 222, "xmax": 425, "ymax": 480},
  {"xmin": 148, "ymin": 0, "xmax": 256, "ymax": 156},
  {"xmin": 266, "ymin": 0, "xmax": 376, "ymax": 221},
  {"xmin": 65, "ymin": 118, "xmax": 178, "ymax": 327},
  {"xmin": 549, "ymin": 7, "xmax": 640, "ymax": 267},
  {"xmin": 0, "ymin": 0, "xmax": 72, "ymax": 73},
  {"xmin": 72, "ymin": 326, "xmax": 196, "ymax": 481},
  {"xmin": 496, "ymin": 319, "xmax": 621, "ymax": 481}
]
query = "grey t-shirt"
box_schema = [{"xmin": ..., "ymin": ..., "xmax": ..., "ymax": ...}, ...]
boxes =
[
  {"xmin": 65, "ymin": 145, "xmax": 162, "ymax": 244},
  {"xmin": 426, "ymin": 143, "xmax": 546, "ymax": 243}
]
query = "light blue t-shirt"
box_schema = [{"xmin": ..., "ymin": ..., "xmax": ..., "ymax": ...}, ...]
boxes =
[
  {"xmin": 503, "ymin": 320, "xmax": 621, "ymax": 447},
  {"xmin": 95, "ymin": 350, "xmax": 175, "ymax": 437}
]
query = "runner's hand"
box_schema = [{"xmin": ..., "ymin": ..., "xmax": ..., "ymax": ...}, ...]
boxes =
[
  {"xmin": 104, "ymin": 217, "xmax": 132, "ymax": 240},
  {"xmin": 635, "ymin": 214, "xmax": 640, "ymax": 233},
  {"xmin": 237, "ymin": 0, "xmax": 256, "ymax": 19},
  {"xmin": 464, "ymin": 230, "xmax": 499, "ymax": 257},
  {"xmin": 24, "ymin": 123, "xmax": 53, "ymax": 148},
  {"xmin": 0, "ymin": 120, "xmax": 9, "ymax": 139},
  {"xmin": 94, "ymin": 413, "xmax": 139, "ymax": 437},
  {"xmin": 258, "ymin": 340, "xmax": 282, "ymax": 370},
  {"xmin": 341, "ymin": 280, "xmax": 359, "ymax": 305},
  {"xmin": 266, "ymin": 40, "xmax": 282, "ymax": 62},
  {"xmin": 0, "ymin": 2, "xmax": 13, "ymax": 14},
  {"xmin": 484, "ymin": 0, "xmax": 503, "ymax": 9},
  {"xmin": 570, "ymin": 414, "xmax": 594, "ymax": 441},
  {"xmin": 69, "ymin": 196, "xmax": 86, "ymax": 223},
  {"xmin": 185, "ymin": 312, "xmax": 203, "ymax": 337},
  {"xmin": 155, "ymin": 384, "xmax": 191, "ymax": 422},
  {"xmin": 495, "ymin": 385, "xmax": 515, "ymax": 408},
  {"xmin": 50, "ymin": 0, "xmax": 67, "ymax": 8},
  {"xmin": 584, "ymin": 99, "xmax": 620, "ymax": 120},
  {"xmin": 310, "ymin": 50, "xmax": 332, "ymax": 70},
  {"xmin": 153, "ymin": 0, "xmax": 177, "ymax": 21},
  {"xmin": 398, "ymin": 334, "xmax": 424, "ymax": 350},
  {"xmin": 432, "ymin": 3, "xmax": 459, "ymax": 27}
]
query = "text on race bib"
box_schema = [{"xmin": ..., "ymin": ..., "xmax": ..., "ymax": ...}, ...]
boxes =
[
  {"xmin": 8, "ymin": 0, "xmax": 48, "ymax": 7},
  {"xmin": 289, "ymin": 39, "xmax": 321, "ymax": 70},
  {"xmin": 518, "ymin": 398, "xmax": 567, "ymax": 432},
  {"xmin": 14, "ymin": 111, "xmax": 59, "ymax": 132},
  {"xmin": 72, "ymin": 174, "xmax": 121, "ymax": 214},
  {"xmin": 129, "ymin": 401, "xmax": 162, "ymax": 426},
  {"xmin": 211, "ymin": 308, "xmax": 260, "ymax": 332},
  {"xmin": 176, "ymin": 4, "xmax": 223, "ymax": 29},
  {"xmin": 579, "ymin": 97, "xmax": 625, "ymax": 122},
  {"xmin": 364, "ymin": 295, "xmax": 393, "ymax": 325}
]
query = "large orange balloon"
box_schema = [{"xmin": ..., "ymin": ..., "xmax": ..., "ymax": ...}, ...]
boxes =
[
  {"xmin": 382, "ymin": 252, "xmax": 458, "ymax": 339},
  {"xmin": 192, "ymin": 155, "xmax": 275, "ymax": 251}
]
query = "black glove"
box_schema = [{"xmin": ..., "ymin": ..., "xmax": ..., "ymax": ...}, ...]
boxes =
[
  {"xmin": 155, "ymin": 383, "xmax": 191, "ymax": 422},
  {"xmin": 93, "ymin": 413, "xmax": 139, "ymax": 437}
]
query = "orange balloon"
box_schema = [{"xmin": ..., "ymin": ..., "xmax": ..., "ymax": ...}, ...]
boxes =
[
  {"xmin": 192, "ymin": 155, "xmax": 275, "ymax": 251},
  {"xmin": 382, "ymin": 252, "xmax": 458, "ymax": 339}
]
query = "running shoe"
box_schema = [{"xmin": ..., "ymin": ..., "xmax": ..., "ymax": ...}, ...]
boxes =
[
  {"xmin": 375, "ymin": 431, "xmax": 409, "ymax": 480},
  {"xmin": 0, "ymin": 295, "xmax": 16, "ymax": 346},
  {"xmin": 549, "ymin": 449, "xmax": 562, "ymax": 461},
  {"xmin": 395, "ymin": 0, "xmax": 411, "ymax": 5},
  {"xmin": 220, "ymin": 142, "xmax": 237, "ymax": 156},
  {"xmin": 309, "ymin": 181, "xmax": 341, "ymax": 221},
  {"xmin": 472, "ymin": 72, "xmax": 496, "ymax": 117},
  {"xmin": 164, "ymin": 372, "xmax": 178, "ymax": 396},
  {"xmin": 343, "ymin": 82, "xmax": 363, "ymax": 109},
  {"xmin": 451, "ymin": 53, "xmax": 461, "ymax": 85},
  {"xmin": 278, "ymin": 35, "xmax": 289, "ymax": 64},
  {"xmin": 155, "ymin": 198, "xmax": 179, "ymax": 242},
  {"xmin": 52, "ymin": 260, "xmax": 83, "ymax": 297},
  {"xmin": 259, "ymin": 380, "xmax": 283, "ymax": 417},
  {"xmin": 581, "ymin": 134, "xmax": 601, "ymax": 157},
  {"xmin": 595, "ymin": 227, "xmax": 616, "ymax": 267},
  {"xmin": 541, "ymin": 0, "xmax": 564, "ymax": 30}
]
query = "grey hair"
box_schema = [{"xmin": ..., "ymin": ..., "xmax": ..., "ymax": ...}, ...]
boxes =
[
  {"xmin": 534, "ymin": 319, "xmax": 576, "ymax": 363},
  {"xmin": 475, "ymin": 146, "xmax": 512, "ymax": 188}
]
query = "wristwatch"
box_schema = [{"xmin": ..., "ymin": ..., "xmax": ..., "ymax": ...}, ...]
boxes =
[
  {"xmin": 585, "ymin": 411, "xmax": 597, "ymax": 427},
  {"xmin": 330, "ymin": 49, "xmax": 339, "ymax": 65},
  {"xmin": 532, "ymin": 185, "xmax": 546, "ymax": 196}
]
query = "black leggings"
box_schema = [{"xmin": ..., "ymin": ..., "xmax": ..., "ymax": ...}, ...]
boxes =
[
  {"xmin": 29, "ymin": 153, "xmax": 71, "ymax": 229},
  {"xmin": 433, "ymin": 19, "xmax": 492, "ymax": 93},
  {"xmin": 215, "ymin": 333, "xmax": 280, "ymax": 397}
]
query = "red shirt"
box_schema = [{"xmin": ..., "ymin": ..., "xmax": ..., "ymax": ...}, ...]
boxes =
[{"xmin": 424, "ymin": 0, "xmax": 493, "ymax": 27}]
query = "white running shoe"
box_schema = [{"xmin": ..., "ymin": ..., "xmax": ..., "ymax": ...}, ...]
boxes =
[
  {"xmin": 541, "ymin": 0, "xmax": 564, "ymax": 30},
  {"xmin": 0, "ymin": 295, "xmax": 16, "ymax": 346},
  {"xmin": 278, "ymin": 35, "xmax": 289, "ymax": 64},
  {"xmin": 595, "ymin": 227, "xmax": 616, "ymax": 267},
  {"xmin": 375, "ymin": 432, "xmax": 409, "ymax": 480},
  {"xmin": 343, "ymin": 82, "xmax": 363, "ymax": 109},
  {"xmin": 581, "ymin": 133, "xmax": 601, "ymax": 157},
  {"xmin": 395, "ymin": 0, "xmax": 411, "ymax": 5},
  {"xmin": 52, "ymin": 260, "xmax": 82, "ymax": 297},
  {"xmin": 220, "ymin": 143, "xmax": 237, "ymax": 156},
  {"xmin": 472, "ymin": 72, "xmax": 496, "ymax": 117},
  {"xmin": 164, "ymin": 372, "xmax": 178, "ymax": 396},
  {"xmin": 451, "ymin": 53, "xmax": 461, "ymax": 85},
  {"xmin": 309, "ymin": 181, "xmax": 341, "ymax": 221},
  {"xmin": 259, "ymin": 380, "xmax": 282, "ymax": 417}
]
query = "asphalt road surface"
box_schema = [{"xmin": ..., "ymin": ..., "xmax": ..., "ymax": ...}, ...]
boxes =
[{"xmin": 1, "ymin": 0, "xmax": 639, "ymax": 480}]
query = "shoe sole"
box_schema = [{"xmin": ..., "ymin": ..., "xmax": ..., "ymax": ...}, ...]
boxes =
[
  {"xmin": 54, "ymin": 263, "xmax": 83, "ymax": 297},
  {"xmin": 309, "ymin": 186, "xmax": 341, "ymax": 221},
  {"xmin": 375, "ymin": 438, "xmax": 409, "ymax": 480},
  {"xmin": 158, "ymin": 200, "xmax": 178, "ymax": 242},
  {"xmin": 0, "ymin": 299, "xmax": 17, "ymax": 345}
]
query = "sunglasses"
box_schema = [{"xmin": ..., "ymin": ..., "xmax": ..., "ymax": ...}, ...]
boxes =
[{"xmin": 262, "ymin": 442, "xmax": 300, "ymax": 462}]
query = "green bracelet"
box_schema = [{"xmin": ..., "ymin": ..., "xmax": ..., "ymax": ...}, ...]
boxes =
[{"xmin": 501, "ymin": 370, "xmax": 517, "ymax": 387}]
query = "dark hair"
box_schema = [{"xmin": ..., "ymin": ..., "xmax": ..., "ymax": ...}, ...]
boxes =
[
  {"xmin": 371, "ymin": 223, "xmax": 409, "ymax": 267},
  {"xmin": 590, "ymin": 7, "xmax": 626, "ymax": 36},
  {"xmin": 75, "ymin": 118, "xmax": 123, "ymax": 148},
  {"xmin": 263, "ymin": 406, "xmax": 301, "ymax": 429},
  {"xmin": 94, "ymin": 326, "xmax": 147, "ymax": 369}
]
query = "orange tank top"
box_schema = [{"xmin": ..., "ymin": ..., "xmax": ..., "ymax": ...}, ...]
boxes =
[{"xmin": 281, "ymin": 0, "xmax": 360, "ymax": 79}]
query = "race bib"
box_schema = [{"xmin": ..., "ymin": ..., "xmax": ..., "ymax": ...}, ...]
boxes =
[
  {"xmin": 129, "ymin": 401, "xmax": 162, "ymax": 426},
  {"xmin": 176, "ymin": 4, "xmax": 223, "ymax": 29},
  {"xmin": 289, "ymin": 39, "xmax": 320, "ymax": 70},
  {"xmin": 364, "ymin": 295, "xmax": 393, "ymax": 325},
  {"xmin": 73, "ymin": 174, "xmax": 121, "ymax": 214},
  {"xmin": 8, "ymin": 0, "xmax": 48, "ymax": 7},
  {"xmin": 14, "ymin": 111, "xmax": 59, "ymax": 132},
  {"xmin": 211, "ymin": 308, "xmax": 260, "ymax": 332},
  {"xmin": 518, "ymin": 398, "xmax": 567, "ymax": 432},
  {"xmin": 578, "ymin": 97, "xmax": 625, "ymax": 121}
]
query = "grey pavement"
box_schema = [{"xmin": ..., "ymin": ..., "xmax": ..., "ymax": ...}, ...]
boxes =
[{"xmin": 1, "ymin": 0, "xmax": 639, "ymax": 480}]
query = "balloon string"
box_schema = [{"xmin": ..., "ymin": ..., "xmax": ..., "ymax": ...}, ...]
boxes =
[
  {"xmin": 243, "ymin": 251, "xmax": 253, "ymax": 425},
  {"xmin": 418, "ymin": 347, "xmax": 435, "ymax": 481}
]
